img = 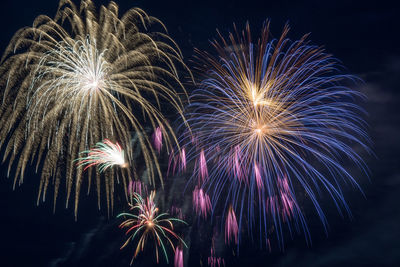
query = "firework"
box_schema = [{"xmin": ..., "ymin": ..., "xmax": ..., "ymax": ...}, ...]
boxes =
[
  {"xmin": 168, "ymin": 147, "xmax": 187, "ymax": 175},
  {"xmin": 128, "ymin": 180, "xmax": 146, "ymax": 197},
  {"xmin": 118, "ymin": 191, "xmax": 187, "ymax": 264},
  {"xmin": 208, "ymin": 246, "xmax": 225, "ymax": 267},
  {"xmin": 174, "ymin": 246, "xmax": 184, "ymax": 267},
  {"xmin": 181, "ymin": 22, "xmax": 369, "ymax": 246},
  {"xmin": 277, "ymin": 176, "xmax": 296, "ymax": 220},
  {"xmin": 170, "ymin": 205, "xmax": 185, "ymax": 220},
  {"xmin": 76, "ymin": 139, "xmax": 127, "ymax": 172},
  {"xmin": 225, "ymin": 206, "xmax": 238, "ymax": 245},
  {"xmin": 152, "ymin": 126, "xmax": 163, "ymax": 154},
  {"xmin": 180, "ymin": 148, "xmax": 187, "ymax": 172},
  {"xmin": 0, "ymin": 0, "xmax": 189, "ymax": 215},
  {"xmin": 197, "ymin": 149, "xmax": 208, "ymax": 183},
  {"xmin": 193, "ymin": 186, "xmax": 212, "ymax": 219}
]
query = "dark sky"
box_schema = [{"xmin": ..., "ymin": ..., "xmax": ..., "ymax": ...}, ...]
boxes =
[{"xmin": 0, "ymin": 0, "xmax": 399, "ymax": 266}]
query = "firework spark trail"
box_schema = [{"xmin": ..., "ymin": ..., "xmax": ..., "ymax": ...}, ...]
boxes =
[
  {"xmin": 193, "ymin": 186, "xmax": 212, "ymax": 219},
  {"xmin": 168, "ymin": 151, "xmax": 178, "ymax": 176},
  {"xmin": 225, "ymin": 206, "xmax": 238, "ymax": 245},
  {"xmin": 171, "ymin": 205, "xmax": 184, "ymax": 220},
  {"xmin": 168, "ymin": 147, "xmax": 187, "ymax": 176},
  {"xmin": 118, "ymin": 191, "xmax": 187, "ymax": 265},
  {"xmin": 254, "ymin": 163, "xmax": 263, "ymax": 189},
  {"xmin": 208, "ymin": 244, "xmax": 225, "ymax": 267},
  {"xmin": 174, "ymin": 246, "xmax": 184, "ymax": 267},
  {"xmin": 128, "ymin": 180, "xmax": 146, "ymax": 197},
  {"xmin": 0, "ymin": 0, "xmax": 190, "ymax": 215},
  {"xmin": 231, "ymin": 145, "xmax": 246, "ymax": 183},
  {"xmin": 153, "ymin": 126, "xmax": 163, "ymax": 154},
  {"xmin": 76, "ymin": 139, "xmax": 127, "ymax": 172},
  {"xmin": 180, "ymin": 148, "xmax": 187, "ymax": 172},
  {"xmin": 179, "ymin": 21, "xmax": 370, "ymax": 247},
  {"xmin": 198, "ymin": 149, "xmax": 208, "ymax": 183},
  {"xmin": 278, "ymin": 176, "xmax": 295, "ymax": 220}
]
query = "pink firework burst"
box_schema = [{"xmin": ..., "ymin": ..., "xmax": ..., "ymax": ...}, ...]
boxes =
[
  {"xmin": 254, "ymin": 163, "xmax": 263, "ymax": 189},
  {"xmin": 208, "ymin": 247, "xmax": 225, "ymax": 267},
  {"xmin": 171, "ymin": 205, "xmax": 184, "ymax": 220},
  {"xmin": 174, "ymin": 246, "xmax": 184, "ymax": 267},
  {"xmin": 225, "ymin": 206, "xmax": 238, "ymax": 245},
  {"xmin": 198, "ymin": 149, "xmax": 208, "ymax": 183},
  {"xmin": 232, "ymin": 145, "xmax": 246, "ymax": 183},
  {"xmin": 152, "ymin": 126, "xmax": 163, "ymax": 154},
  {"xmin": 193, "ymin": 186, "xmax": 212, "ymax": 219},
  {"xmin": 277, "ymin": 176, "xmax": 296, "ymax": 220},
  {"xmin": 180, "ymin": 148, "xmax": 187, "ymax": 172},
  {"xmin": 168, "ymin": 148, "xmax": 187, "ymax": 176},
  {"xmin": 128, "ymin": 180, "xmax": 145, "ymax": 197}
]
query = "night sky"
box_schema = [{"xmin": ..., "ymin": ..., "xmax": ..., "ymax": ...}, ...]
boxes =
[{"xmin": 0, "ymin": 0, "xmax": 399, "ymax": 266}]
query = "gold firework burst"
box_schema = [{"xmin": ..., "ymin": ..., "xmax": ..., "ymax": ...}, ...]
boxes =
[{"xmin": 0, "ymin": 0, "xmax": 189, "ymax": 216}]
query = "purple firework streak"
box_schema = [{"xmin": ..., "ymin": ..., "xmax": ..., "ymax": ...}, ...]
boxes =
[
  {"xmin": 193, "ymin": 186, "xmax": 212, "ymax": 219},
  {"xmin": 152, "ymin": 126, "xmax": 163, "ymax": 154},
  {"xmin": 174, "ymin": 246, "xmax": 184, "ymax": 267},
  {"xmin": 225, "ymin": 206, "xmax": 238, "ymax": 245}
]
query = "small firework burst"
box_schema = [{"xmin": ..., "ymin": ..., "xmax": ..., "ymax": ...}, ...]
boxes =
[
  {"xmin": 193, "ymin": 186, "xmax": 212, "ymax": 219},
  {"xmin": 208, "ymin": 242, "xmax": 225, "ymax": 267},
  {"xmin": 76, "ymin": 139, "xmax": 127, "ymax": 172},
  {"xmin": 168, "ymin": 147, "xmax": 187, "ymax": 175},
  {"xmin": 174, "ymin": 246, "xmax": 184, "ymax": 267},
  {"xmin": 152, "ymin": 126, "xmax": 163, "ymax": 154},
  {"xmin": 128, "ymin": 180, "xmax": 146, "ymax": 197},
  {"xmin": 225, "ymin": 206, "xmax": 238, "ymax": 245},
  {"xmin": 118, "ymin": 192, "xmax": 187, "ymax": 264}
]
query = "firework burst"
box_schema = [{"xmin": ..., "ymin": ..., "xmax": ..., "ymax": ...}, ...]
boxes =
[
  {"xmin": 0, "ymin": 0, "xmax": 189, "ymax": 215},
  {"xmin": 225, "ymin": 205, "xmax": 238, "ymax": 245},
  {"xmin": 181, "ymin": 22, "xmax": 370, "ymax": 246},
  {"xmin": 174, "ymin": 246, "xmax": 184, "ymax": 267},
  {"xmin": 118, "ymin": 191, "xmax": 187, "ymax": 264},
  {"xmin": 152, "ymin": 126, "xmax": 163, "ymax": 154},
  {"xmin": 193, "ymin": 186, "xmax": 212, "ymax": 219},
  {"xmin": 76, "ymin": 139, "xmax": 127, "ymax": 172}
]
